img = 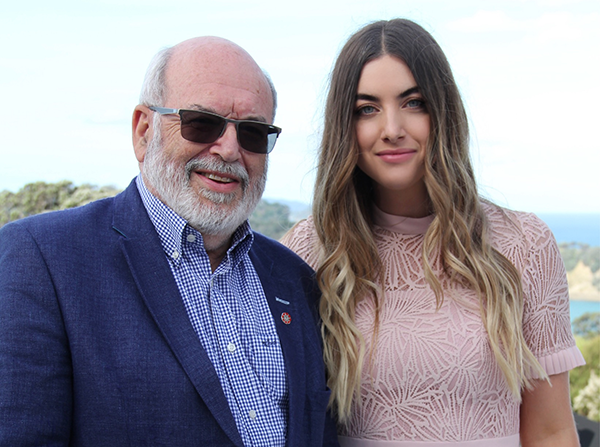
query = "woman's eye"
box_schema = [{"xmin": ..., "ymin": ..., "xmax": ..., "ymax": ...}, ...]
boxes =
[
  {"xmin": 407, "ymin": 98, "xmax": 425, "ymax": 109},
  {"xmin": 357, "ymin": 105, "xmax": 377, "ymax": 115}
]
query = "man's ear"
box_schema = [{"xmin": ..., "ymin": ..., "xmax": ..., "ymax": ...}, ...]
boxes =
[{"xmin": 132, "ymin": 105, "xmax": 151, "ymax": 163}]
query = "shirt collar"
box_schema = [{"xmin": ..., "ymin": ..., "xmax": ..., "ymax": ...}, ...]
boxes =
[{"xmin": 135, "ymin": 174, "xmax": 254, "ymax": 269}]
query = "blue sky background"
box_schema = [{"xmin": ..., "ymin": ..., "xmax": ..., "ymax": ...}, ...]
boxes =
[{"xmin": 1, "ymin": 0, "xmax": 598, "ymax": 213}]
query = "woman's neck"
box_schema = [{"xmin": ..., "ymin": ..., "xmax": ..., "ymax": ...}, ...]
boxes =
[{"xmin": 374, "ymin": 183, "xmax": 431, "ymax": 218}]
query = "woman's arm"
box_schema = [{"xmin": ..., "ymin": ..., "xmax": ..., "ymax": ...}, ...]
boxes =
[{"xmin": 520, "ymin": 372, "xmax": 579, "ymax": 447}]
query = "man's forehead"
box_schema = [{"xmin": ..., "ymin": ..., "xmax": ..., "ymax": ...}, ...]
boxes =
[
  {"xmin": 168, "ymin": 39, "xmax": 264, "ymax": 87},
  {"xmin": 163, "ymin": 41, "xmax": 273, "ymax": 118}
]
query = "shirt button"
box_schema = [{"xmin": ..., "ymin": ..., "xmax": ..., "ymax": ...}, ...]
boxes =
[
  {"xmin": 187, "ymin": 234, "xmax": 196, "ymax": 243},
  {"xmin": 171, "ymin": 250, "xmax": 179, "ymax": 259},
  {"xmin": 227, "ymin": 343, "xmax": 236, "ymax": 352},
  {"xmin": 249, "ymin": 410, "xmax": 257, "ymax": 420}
]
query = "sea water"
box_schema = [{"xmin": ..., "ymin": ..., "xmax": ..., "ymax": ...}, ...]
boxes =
[
  {"xmin": 535, "ymin": 214, "xmax": 600, "ymax": 322},
  {"xmin": 537, "ymin": 213, "xmax": 600, "ymax": 247},
  {"xmin": 571, "ymin": 300, "xmax": 600, "ymax": 321}
]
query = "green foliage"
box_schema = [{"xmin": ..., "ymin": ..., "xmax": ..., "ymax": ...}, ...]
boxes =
[
  {"xmin": 569, "ymin": 312, "xmax": 600, "ymax": 419},
  {"xmin": 0, "ymin": 181, "xmax": 120, "ymax": 227},
  {"xmin": 572, "ymin": 312, "xmax": 600, "ymax": 339},
  {"xmin": 573, "ymin": 370, "xmax": 600, "ymax": 421},
  {"xmin": 570, "ymin": 313, "xmax": 600, "ymax": 418},
  {"xmin": 559, "ymin": 242, "xmax": 600, "ymax": 273},
  {"xmin": 1, "ymin": 181, "xmax": 294, "ymax": 240},
  {"xmin": 570, "ymin": 335, "xmax": 600, "ymax": 413},
  {"xmin": 249, "ymin": 200, "xmax": 293, "ymax": 240}
]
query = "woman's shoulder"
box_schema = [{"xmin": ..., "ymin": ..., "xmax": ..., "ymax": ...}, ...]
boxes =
[
  {"xmin": 483, "ymin": 199, "xmax": 552, "ymax": 232},
  {"xmin": 279, "ymin": 216, "xmax": 321, "ymax": 270},
  {"xmin": 481, "ymin": 200, "xmax": 557, "ymax": 261},
  {"xmin": 280, "ymin": 216, "xmax": 317, "ymax": 245}
]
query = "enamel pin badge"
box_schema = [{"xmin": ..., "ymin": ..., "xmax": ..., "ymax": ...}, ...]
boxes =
[{"xmin": 281, "ymin": 312, "xmax": 291, "ymax": 325}]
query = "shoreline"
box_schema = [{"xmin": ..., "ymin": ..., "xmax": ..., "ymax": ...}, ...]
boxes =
[{"xmin": 570, "ymin": 295, "xmax": 600, "ymax": 303}]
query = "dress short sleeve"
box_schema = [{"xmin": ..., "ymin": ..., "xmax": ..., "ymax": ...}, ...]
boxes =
[{"xmin": 514, "ymin": 211, "xmax": 585, "ymax": 377}]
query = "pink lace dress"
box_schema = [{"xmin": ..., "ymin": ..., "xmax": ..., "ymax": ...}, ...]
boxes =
[{"xmin": 281, "ymin": 203, "xmax": 585, "ymax": 446}]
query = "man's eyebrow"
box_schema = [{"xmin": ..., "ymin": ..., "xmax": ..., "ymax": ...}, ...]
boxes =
[
  {"xmin": 187, "ymin": 104, "xmax": 215, "ymax": 113},
  {"xmin": 188, "ymin": 104, "xmax": 268, "ymax": 123},
  {"xmin": 355, "ymin": 86, "xmax": 420, "ymax": 102}
]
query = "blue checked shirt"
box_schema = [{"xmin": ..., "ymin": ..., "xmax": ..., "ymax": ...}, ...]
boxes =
[{"xmin": 136, "ymin": 176, "xmax": 288, "ymax": 446}]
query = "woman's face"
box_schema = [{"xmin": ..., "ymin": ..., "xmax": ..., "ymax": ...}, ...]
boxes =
[{"xmin": 354, "ymin": 55, "xmax": 431, "ymax": 217}]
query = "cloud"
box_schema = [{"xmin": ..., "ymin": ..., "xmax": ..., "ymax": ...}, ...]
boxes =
[
  {"xmin": 527, "ymin": 0, "xmax": 587, "ymax": 6},
  {"xmin": 447, "ymin": 11, "xmax": 521, "ymax": 33},
  {"xmin": 529, "ymin": 11, "xmax": 599, "ymax": 43},
  {"xmin": 447, "ymin": 9, "xmax": 600, "ymax": 44}
]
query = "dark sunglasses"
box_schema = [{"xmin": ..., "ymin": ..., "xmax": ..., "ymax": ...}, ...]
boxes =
[{"xmin": 149, "ymin": 106, "xmax": 281, "ymax": 154}]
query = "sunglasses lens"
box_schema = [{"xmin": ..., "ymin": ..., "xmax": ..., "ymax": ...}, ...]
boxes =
[
  {"xmin": 177, "ymin": 110, "xmax": 280, "ymax": 154},
  {"xmin": 179, "ymin": 111, "xmax": 225, "ymax": 144},
  {"xmin": 238, "ymin": 122, "xmax": 274, "ymax": 154}
]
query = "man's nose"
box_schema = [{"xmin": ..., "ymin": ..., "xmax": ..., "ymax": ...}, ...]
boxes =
[{"xmin": 208, "ymin": 123, "xmax": 242, "ymax": 162}]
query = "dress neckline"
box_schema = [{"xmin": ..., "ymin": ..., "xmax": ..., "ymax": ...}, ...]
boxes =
[{"xmin": 372, "ymin": 205, "xmax": 434, "ymax": 235}]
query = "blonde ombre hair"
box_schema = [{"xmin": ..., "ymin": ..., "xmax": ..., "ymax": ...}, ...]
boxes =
[{"xmin": 312, "ymin": 19, "xmax": 547, "ymax": 422}]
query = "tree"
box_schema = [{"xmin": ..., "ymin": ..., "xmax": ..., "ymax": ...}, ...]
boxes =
[
  {"xmin": 249, "ymin": 200, "xmax": 294, "ymax": 240},
  {"xmin": 0, "ymin": 181, "xmax": 121, "ymax": 227},
  {"xmin": 569, "ymin": 315, "xmax": 600, "ymax": 413},
  {"xmin": 559, "ymin": 242, "xmax": 600, "ymax": 273},
  {"xmin": 573, "ymin": 371, "xmax": 600, "ymax": 421},
  {"xmin": 573, "ymin": 312, "xmax": 600, "ymax": 339},
  {"xmin": 570, "ymin": 335, "xmax": 600, "ymax": 412},
  {"xmin": 1, "ymin": 181, "xmax": 294, "ymax": 240}
]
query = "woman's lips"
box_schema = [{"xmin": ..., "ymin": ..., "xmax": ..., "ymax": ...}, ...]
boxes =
[{"xmin": 377, "ymin": 149, "xmax": 417, "ymax": 163}]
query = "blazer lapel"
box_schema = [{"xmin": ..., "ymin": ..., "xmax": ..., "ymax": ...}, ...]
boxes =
[
  {"xmin": 249, "ymin": 242, "xmax": 307, "ymax": 444},
  {"xmin": 112, "ymin": 182, "xmax": 243, "ymax": 446}
]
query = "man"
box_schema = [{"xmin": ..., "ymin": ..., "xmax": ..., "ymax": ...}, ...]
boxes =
[{"xmin": 0, "ymin": 37, "xmax": 337, "ymax": 446}]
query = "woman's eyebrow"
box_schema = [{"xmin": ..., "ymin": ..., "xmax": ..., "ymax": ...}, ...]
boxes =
[
  {"xmin": 399, "ymin": 86, "xmax": 420, "ymax": 98},
  {"xmin": 356, "ymin": 93, "xmax": 378, "ymax": 101},
  {"xmin": 355, "ymin": 86, "xmax": 420, "ymax": 102}
]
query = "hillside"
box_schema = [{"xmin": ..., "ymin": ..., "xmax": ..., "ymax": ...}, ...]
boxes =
[
  {"xmin": 567, "ymin": 261, "xmax": 600, "ymax": 301},
  {"xmin": 560, "ymin": 243, "xmax": 600, "ymax": 302}
]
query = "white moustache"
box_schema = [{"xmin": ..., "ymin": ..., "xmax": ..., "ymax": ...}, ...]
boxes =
[{"xmin": 185, "ymin": 157, "xmax": 250, "ymax": 191}]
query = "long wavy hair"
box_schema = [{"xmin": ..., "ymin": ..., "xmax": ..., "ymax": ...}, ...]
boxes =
[{"xmin": 313, "ymin": 18, "xmax": 547, "ymax": 422}]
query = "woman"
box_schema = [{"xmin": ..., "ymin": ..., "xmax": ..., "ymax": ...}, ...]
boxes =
[{"xmin": 281, "ymin": 19, "xmax": 584, "ymax": 446}]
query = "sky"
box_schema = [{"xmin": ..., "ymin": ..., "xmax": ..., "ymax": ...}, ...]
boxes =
[{"xmin": 0, "ymin": 0, "xmax": 598, "ymax": 214}]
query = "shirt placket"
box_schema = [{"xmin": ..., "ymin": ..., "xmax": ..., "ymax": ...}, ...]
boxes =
[{"xmin": 209, "ymin": 272, "xmax": 262, "ymax": 445}]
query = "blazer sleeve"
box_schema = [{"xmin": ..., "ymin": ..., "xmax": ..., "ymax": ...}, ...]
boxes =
[{"xmin": 0, "ymin": 222, "xmax": 72, "ymax": 446}]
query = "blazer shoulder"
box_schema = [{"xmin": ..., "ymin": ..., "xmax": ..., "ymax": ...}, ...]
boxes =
[
  {"xmin": 1, "ymin": 195, "xmax": 116, "ymax": 237},
  {"xmin": 251, "ymin": 231, "xmax": 314, "ymax": 275},
  {"xmin": 0, "ymin": 180, "xmax": 141, "ymax": 241}
]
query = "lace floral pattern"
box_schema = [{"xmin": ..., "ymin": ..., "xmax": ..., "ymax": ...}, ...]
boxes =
[{"xmin": 281, "ymin": 203, "xmax": 584, "ymax": 442}]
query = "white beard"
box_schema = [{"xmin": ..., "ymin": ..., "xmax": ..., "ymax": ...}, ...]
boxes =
[{"xmin": 142, "ymin": 119, "xmax": 267, "ymax": 237}]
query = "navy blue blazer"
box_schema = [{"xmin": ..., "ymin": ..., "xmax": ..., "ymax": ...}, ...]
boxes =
[{"xmin": 0, "ymin": 180, "xmax": 338, "ymax": 446}]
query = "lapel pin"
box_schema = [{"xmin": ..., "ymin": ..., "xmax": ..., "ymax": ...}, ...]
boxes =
[
  {"xmin": 281, "ymin": 312, "xmax": 291, "ymax": 325},
  {"xmin": 275, "ymin": 296, "xmax": 290, "ymax": 305}
]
